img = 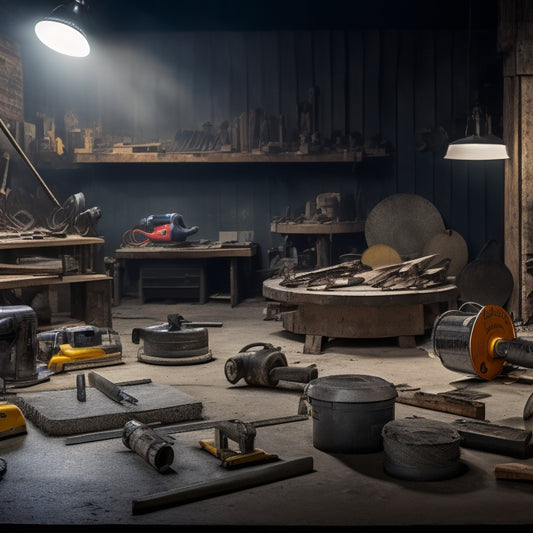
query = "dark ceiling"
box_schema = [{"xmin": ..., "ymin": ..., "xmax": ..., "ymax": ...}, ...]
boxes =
[{"xmin": 2, "ymin": 0, "xmax": 499, "ymax": 34}]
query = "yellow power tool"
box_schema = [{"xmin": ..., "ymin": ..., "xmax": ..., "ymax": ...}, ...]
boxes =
[
  {"xmin": 0, "ymin": 401, "xmax": 26, "ymax": 439},
  {"xmin": 37, "ymin": 325, "xmax": 123, "ymax": 374}
]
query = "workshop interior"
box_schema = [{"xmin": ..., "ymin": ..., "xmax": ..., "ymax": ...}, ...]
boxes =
[{"xmin": 2, "ymin": 0, "xmax": 533, "ymax": 528}]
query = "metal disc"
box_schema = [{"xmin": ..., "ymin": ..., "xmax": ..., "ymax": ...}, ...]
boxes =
[
  {"xmin": 365, "ymin": 193, "xmax": 445, "ymax": 259},
  {"xmin": 456, "ymin": 259, "xmax": 514, "ymax": 306},
  {"xmin": 361, "ymin": 244, "xmax": 401, "ymax": 268},
  {"xmin": 422, "ymin": 229, "xmax": 469, "ymax": 277}
]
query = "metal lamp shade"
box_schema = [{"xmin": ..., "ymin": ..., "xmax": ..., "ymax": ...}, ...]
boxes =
[
  {"xmin": 444, "ymin": 134, "xmax": 509, "ymax": 160},
  {"xmin": 35, "ymin": 1, "xmax": 90, "ymax": 57}
]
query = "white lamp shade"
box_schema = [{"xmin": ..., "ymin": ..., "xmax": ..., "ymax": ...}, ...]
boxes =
[
  {"xmin": 35, "ymin": 1, "xmax": 90, "ymax": 58},
  {"xmin": 444, "ymin": 135, "xmax": 509, "ymax": 160},
  {"xmin": 35, "ymin": 19, "xmax": 90, "ymax": 57}
]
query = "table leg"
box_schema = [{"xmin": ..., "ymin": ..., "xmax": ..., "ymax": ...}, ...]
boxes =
[
  {"xmin": 230, "ymin": 258, "xmax": 238, "ymax": 307},
  {"xmin": 315, "ymin": 235, "xmax": 330, "ymax": 267},
  {"xmin": 304, "ymin": 334, "xmax": 323, "ymax": 354}
]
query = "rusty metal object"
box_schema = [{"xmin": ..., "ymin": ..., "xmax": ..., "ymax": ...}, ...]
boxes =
[
  {"xmin": 132, "ymin": 314, "xmax": 222, "ymax": 365},
  {"xmin": 122, "ymin": 419, "xmax": 174, "ymax": 473},
  {"xmin": 224, "ymin": 342, "xmax": 317, "ymax": 388}
]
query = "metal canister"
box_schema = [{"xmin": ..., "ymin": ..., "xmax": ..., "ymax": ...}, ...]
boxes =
[
  {"xmin": 303, "ymin": 374, "xmax": 397, "ymax": 453},
  {"xmin": 122, "ymin": 419, "xmax": 174, "ymax": 473}
]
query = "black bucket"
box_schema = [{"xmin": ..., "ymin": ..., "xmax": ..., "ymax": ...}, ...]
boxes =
[{"xmin": 304, "ymin": 374, "xmax": 397, "ymax": 453}]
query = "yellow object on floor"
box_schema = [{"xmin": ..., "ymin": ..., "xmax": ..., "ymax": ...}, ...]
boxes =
[
  {"xmin": 0, "ymin": 401, "xmax": 27, "ymax": 439},
  {"xmin": 199, "ymin": 439, "xmax": 278, "ymax": 468}
]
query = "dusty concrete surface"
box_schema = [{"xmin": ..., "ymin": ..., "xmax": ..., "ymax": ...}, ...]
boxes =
[{"xmin": 2, "ymin": 296, "xmax": 533, "ymax": 528}]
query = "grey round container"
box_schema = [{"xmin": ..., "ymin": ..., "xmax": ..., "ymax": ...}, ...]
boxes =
[
  {"xmin": 382, "ymin": 418, "xmax": 463, "ymax": 481},
  {"xmin": 304, "ymin": 374, "xmax": 397, "ymax": 453}
]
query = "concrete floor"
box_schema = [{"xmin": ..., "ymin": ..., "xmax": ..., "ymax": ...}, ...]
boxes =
[{"xmin": 3, "ymin": 295, "xmax": 533, "ymax": 528}]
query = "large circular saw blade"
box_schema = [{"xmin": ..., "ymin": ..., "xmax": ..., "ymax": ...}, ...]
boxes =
[{"xmin": 365, "ymin": 193, "xmax": 445, "ymax": 259}]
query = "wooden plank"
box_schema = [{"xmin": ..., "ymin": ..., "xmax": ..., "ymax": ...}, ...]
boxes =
[
  {"xmin": 521, "ymin": 75, "xmax": 533, "ymax": 322},
  {"xmin": 451, "ymin": 418, "xmax": 533, "ymax": 458},
  {"xmin": 0, "ymin": 36, "xmax": 23, "ymax": 122},
  {"xmin": 395, "ymin": 389, "xmax": 485, "ymax": 419},
  {"xmin": 115, "ymin": 245, "xmax": 257, "ymax": 259},
  {"xmin": 0, "ymin": 273, "xmax": 110, "ymax": 290},
  {"xmin": 495, "ymin": 463, "xmax": 533, "ymax": 481}
]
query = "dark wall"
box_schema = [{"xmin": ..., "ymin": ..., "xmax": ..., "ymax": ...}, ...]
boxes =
[{"xmin": 0, "ymin": 1, "xmax": 505, "ymax": 283}]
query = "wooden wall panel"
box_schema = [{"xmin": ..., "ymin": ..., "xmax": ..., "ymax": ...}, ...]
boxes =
[{"xmin": 0, "ymin": 36, "xmax": 23, "ymax": 122}]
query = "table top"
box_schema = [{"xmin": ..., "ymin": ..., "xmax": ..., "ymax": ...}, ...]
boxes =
[
  {"xmin": 116, "ymin": 242, "xmax": 257, "ymax": 259},
  {"xmin": 262, "ymin": 276, "xmax": 458, "ymax": 307},
  {"xmin": 270, "ymin": 220, "xmax": 365, "ymax": 235},
  {"xmin": 0, "ymin": 235, "xmax": 104, "ymax": 249}
]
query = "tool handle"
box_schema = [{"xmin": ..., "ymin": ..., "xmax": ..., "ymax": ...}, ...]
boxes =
[
  {"xmin": 76, "ymin": 374, "xmax": 86, "ymax": 402},
  {"xmin": 495, "ymin": 462, "xmax": 533, "ymax": 481},
  {"xmin": 269, "ymin": 364, "xmax": 318, "ymax": 384},
  {"xmin": 494, "ymin": 338, "xmax": 533, "ymax": 369}
]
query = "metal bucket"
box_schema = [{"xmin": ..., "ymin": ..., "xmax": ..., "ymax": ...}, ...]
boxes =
[{"xmin": 304, "ymin": 374, "xmax": 397, "ymax": 453}]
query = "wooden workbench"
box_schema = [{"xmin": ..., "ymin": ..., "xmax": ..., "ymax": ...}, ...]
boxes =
[
  {"xmin": 115, "ymin": 243, "xmax": 258, "ymax": 307},
  {"xmin": 263, "ymin": 276, "xmax": 458, "ymax": 353}
]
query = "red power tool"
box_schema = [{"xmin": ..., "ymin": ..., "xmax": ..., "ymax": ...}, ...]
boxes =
[{"xmin": 126, "ymin": 213, "xmax": 199, "ymax": 246}]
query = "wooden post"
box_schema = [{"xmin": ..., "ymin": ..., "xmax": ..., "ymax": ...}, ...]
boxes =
[{"xmin": 499, "ymin": 0, "xmax": 533, "ymax": 323}]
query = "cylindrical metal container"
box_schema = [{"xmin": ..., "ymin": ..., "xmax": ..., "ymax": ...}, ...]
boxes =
[
  {"xmin": 432, "ymin": 304, "xmax": 516, "ymax": 380},
  {"xmin": 304, "ymin": 374, "xmax": 397, "ymax": 453},
  {"xmin": 382, "ymin": 418, "xmax": 463, "ymax": 481},
  {"xmin": 122, "ymin": 419, "xmax": 174, "ymax": 473}
]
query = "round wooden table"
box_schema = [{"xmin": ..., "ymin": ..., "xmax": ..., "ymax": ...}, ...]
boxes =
[{"xmin": 263, "ymin": 277, "xmax": 458, "ymax": 354}]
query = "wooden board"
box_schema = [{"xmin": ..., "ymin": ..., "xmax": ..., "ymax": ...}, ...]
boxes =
[{"xmin": 395, "ymin": 389, "xmax": 485, "ymax": 419}]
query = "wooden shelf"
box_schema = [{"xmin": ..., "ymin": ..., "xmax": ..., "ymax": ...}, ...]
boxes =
[
  {"xmin": 72, "ymin": 151, "xmax": 388, "ymax": 164},
  {"xmin": 0, "ymin": 235, "xmax": 104, "ymax": 249}
]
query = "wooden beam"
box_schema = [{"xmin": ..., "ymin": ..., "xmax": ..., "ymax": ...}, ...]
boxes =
[{"xmin": 395, "ymin": 389, "xmax": 485, "ymax": 419}]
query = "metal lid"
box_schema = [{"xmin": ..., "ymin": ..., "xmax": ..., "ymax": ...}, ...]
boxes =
[{"xmin": 305, "ymin": 374, "xmax": 397, "ymax": 403}]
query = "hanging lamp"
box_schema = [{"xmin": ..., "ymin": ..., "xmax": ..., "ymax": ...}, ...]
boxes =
[
  {"xmin": 34, "ymin": 0, "xmax": 91, "ymax": 58},
  {"xmin": 444, "ymin": 103, "xmax": 509, "ymax": 160}
]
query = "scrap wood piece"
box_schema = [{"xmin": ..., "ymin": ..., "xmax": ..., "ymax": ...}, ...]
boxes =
[
  {"xmin": 395, "ymin": 387, "xmax": 485, "ymax": 419},
  {"xmin": 450, "ymin": 419, "xmax": 533, "ymax": 458},
  {"xmin": 131, "ymin": 456, "xmax": 314, "ymax": 515},
  {"xmin": 495, "ymin": 462, "xmax": 533, "ymax": 481}
]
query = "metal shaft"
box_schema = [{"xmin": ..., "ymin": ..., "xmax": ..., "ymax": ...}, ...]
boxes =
[
  {"xmin": 88, "ymin": 371, "xmax": 138, "ymax": 404},
  {"xmin": 494, "ymin": 338, "xmax": 533, "ymax": 369}
]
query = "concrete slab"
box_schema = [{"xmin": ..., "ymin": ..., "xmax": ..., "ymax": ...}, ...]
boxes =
[{"xmin": 12, "ymin": 382, "xmax": 203, "ymax": 436}]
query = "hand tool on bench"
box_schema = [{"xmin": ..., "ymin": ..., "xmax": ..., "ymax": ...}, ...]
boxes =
[
  {"xmin": 224, "ymin": 342, "xmax": 317, "ymax": 388},
  {"xmin": 432, "ymin": 303, "xmax": 533, "ymax": 380},
  {"xmin": 199, "ymin": 419, "xmax": 278, "ymax": 468},
  {"xmin": 87, "ymin": 371, "xmax": 138, "ymax": 405}
]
